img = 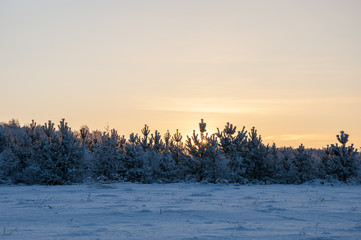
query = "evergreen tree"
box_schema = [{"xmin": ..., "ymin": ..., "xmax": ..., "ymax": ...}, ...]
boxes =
[
  {"xmin": 293, "ymin": 144, "xmax": 313, "ymax": 183},
  {"xmin": 92, "ymin": 129, "xmax": 125, "ymax": 182},
  {"xmin": 123, "ymin": 133, "xmax": 145, "ymax": 182},
  {"xmin": 0, "ymin": 126, "xmax": 8, "ymax": 153},
  {"xmin": 322, "ymin": 131, "xmax": 359, "ymax": 182},
  {"xmin": 185, "ymin": 119, "xmax": 223, "ymax": 182},
  {"xmin": 216, "ymin": 123, "xmax": 247, "ymax": 182},
  {"xmin": 243, "ymin": 127, "xmax": 270, "ymax": 182}
]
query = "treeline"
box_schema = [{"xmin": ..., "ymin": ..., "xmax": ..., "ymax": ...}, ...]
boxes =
[{"xmin": 0, "ymin": 118, "xmax": 360, "ymax": 185}]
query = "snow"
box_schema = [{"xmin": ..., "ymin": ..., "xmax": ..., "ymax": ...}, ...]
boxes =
[{"xmin": 1, "ymin": 183, "xmax": 361, "ymax": 239}]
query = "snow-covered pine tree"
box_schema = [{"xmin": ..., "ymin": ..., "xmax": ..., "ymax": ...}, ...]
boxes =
[
  {"xmin": 79, "ymin": 126, "xmax": 89, "ymax": 146},
  {"xmin": 216, "ymin": 122, "xmax": 237, "ymax": 154},
  {"xmin": 0, "ymin": 125, "xmax": 6, "ymax": 153},
  {"xmin": 92, "ymin": 129, "xmax": 125, "ymax": 182},
  {"xmin": 265, "ymin": 143, "xmax": 281, "ymax": 183},
  {"xmin": 276, "ymin": 147, "xmax": 296, "ymax": 183},
  {"xmin": 164, "ymin": 130, "xmax": 172, "ymax": 149},
  {"xmin": 140, "ymin": 124, "xmax": 150, "ymax": 150},
  {"xmin": 151, "ymin": 130, "xmax": 164, "ymax": 151},
  {"xmin": 169, "ymin": 129, "xmax": 184, "ymax": 164},
  {"xmin": 292, "ymin": 144, "xmax": 313, "ymax": 183},
  {"xmin": 3, "ymin": 121, "xmax": 37, "ymax": 184},
  {"xmin": 322, "ymin": 131, "xmax": 359, "ymax": 182},
  {"xmin": 168, "ymin": 129, "xmax": 190, "ymax": 180},
  {"xmin": 124, "ymin": 132, "xmax": 145, "ymax": 182},
  {"xmin": 216, "ymin": 123, "xmax": 247, "ymax": 182},
  {"xmin": 149, "ymin": 130, "xmax": 178, "ymax": 182},
  {"xmin": 19, "ymin": 120, "xmax": 44, "ymax": 184},
  {"xmin": 242, "ymin": 127, "xmax": 270, "ymax": 182},
  {"xmin": 55, "ymin": 119, "xmax": 84, "ymax": 183},
  {"xmin": 140, "ymin": 129, "xmax": 164, "ymax": 183},
  {"xmin": 0, "ymin": 147, "xmax": 19, "ymax": 184},
  {"xmin": 0, "ymin": 123, "xmax": 18, "ymax": 183},
  {"xmin": 37, "ymin": 120, "xmax": 61, "ymax": 184},
  {"xmin": 185, "ymin": 119, "xmax": 223, "ymax": 182}
]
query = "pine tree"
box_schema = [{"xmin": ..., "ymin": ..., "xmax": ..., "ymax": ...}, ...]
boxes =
[
  {"xmin": 124, "ymin": 133, "xmax": 145, "ymax": 182},
  {"xmin": 140, "ymin": 124, "xmax": 150, "ymax": 150},
  {"xmin": 0, "ymin": 126, "xmax": 7, "ymax": 153},
  {"xmin": 92, "ymin": 129, "xmax": 125, "ymax": 182},
  {"xmin": 293, "ymin": 144, "xmax": 313, "ymax": 183},
  {"xmin": 216, "ymin": 123, "xmax": 247, "ymax": 182},
  {"xmin": 185, "ymin": 119, "xmax": 223, "ymax": 182},
  {"xmin": 243, "ymin": 127, "xmax": 270, "ymax": 182},
  {"xmin": 322, "ymin": 131, "xmax": 359, "ymax": 182}
]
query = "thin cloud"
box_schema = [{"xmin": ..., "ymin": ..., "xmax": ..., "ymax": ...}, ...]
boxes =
[
  {"xmin": 146, "ymin": 97, "xmax": 361, "ymax": 114},
  {"xmin": 279, "ymin": 134, "xmax": 310, "ymax": 141},
  {"xmin": 148, "ymin": 99, "xmax": 266, "ymax": 114}
]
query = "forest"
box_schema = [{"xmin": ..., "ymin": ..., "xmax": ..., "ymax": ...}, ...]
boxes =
[{"xmin": 0, "ymin": 118, "xmax": 359, "ymax": 185}]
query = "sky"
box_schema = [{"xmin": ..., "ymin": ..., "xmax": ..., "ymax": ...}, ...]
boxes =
[{"xmin": 1, "ymin": 0, "xmax": 361, "ymax": 148}]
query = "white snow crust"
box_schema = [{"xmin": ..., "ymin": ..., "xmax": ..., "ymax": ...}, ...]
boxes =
[{"xmin": 1, "ymin": 183, "xmax": 361, "ymax": 239}]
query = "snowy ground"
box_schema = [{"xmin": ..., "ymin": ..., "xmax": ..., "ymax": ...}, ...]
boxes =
[{"xmin": 1, "ymin": 182, "xmax": 361, "ymax": 240}]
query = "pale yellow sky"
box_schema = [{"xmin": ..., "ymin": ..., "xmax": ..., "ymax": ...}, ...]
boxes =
[{"xmin": 1, "ymin": 0, "xmax": 361, "ymax": 148}]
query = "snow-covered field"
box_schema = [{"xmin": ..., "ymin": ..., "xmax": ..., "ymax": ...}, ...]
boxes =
[{"xmin": 1, "ymin": 183, "xmax": 361, "ymax": 240}]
